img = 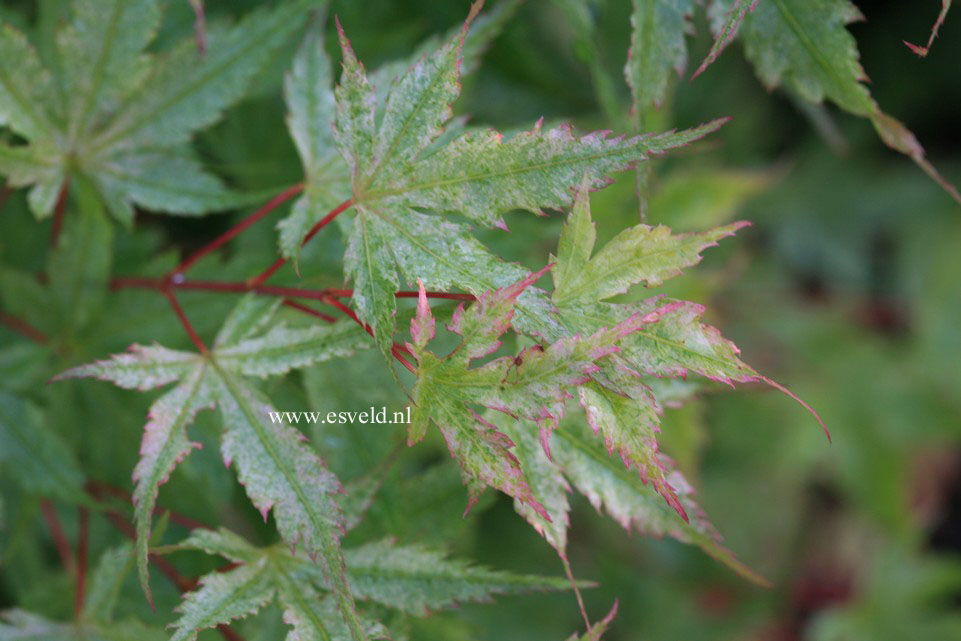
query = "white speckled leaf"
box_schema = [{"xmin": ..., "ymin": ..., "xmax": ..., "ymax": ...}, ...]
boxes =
[
  {"xmin": 343, "ymin": 539, "xmax": 572, "ymax": 615},
  {"xmin": 409, "ymin": 274, "xmax": 655, "ymax": 520},
  {"xmin": 343, "ymin": 206, "xmax": 399, "ymax": 357},
  {"xmin": 216, "ymin": 320, "xmax": 370, "ymax": 378},
  {"xmin": 553, "ymin": 422, "xmax": 766, "ymax": 584},
  {"xmin": 552, "ymin": 178, "xmax": 749, "ymax": 306},
  {"xmin": 281, "ymin": 19, "xmax": 352, "ymax": 260},
  {"xmin": 131, "ymin": 363, "xmax": 215, "ymax": 602},
  {"xmin": 495, "ymin": 414, "xmax": 571, "ymax": 554},
  {"xmin": 170, "ymin": 560, "xmax": 275, "ymax": 641},
  {"xmin": 382, "ymin": 119, "xmax": 728, "ymax": 228},
  {"xmin": 56, "ymin": 344, "xmax": 201, "ymax": 390}
]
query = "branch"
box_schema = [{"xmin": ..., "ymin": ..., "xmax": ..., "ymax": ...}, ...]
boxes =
[
  {"xmin": 85, "ymin": 480, "xmax": 211, "ymax": 531},
  {"xmin": 247, "ymin": 198, "xmax": 354, "ymax": 287},
  {"xmin": 88, "ymin": 486, "xmax": 246, "ymax": 641},
  {"xmin": 163, "ymin": 289, "xmax": 209, "ymax": 354},
  {"xmin": 0, "ymin": 311, "xmax": 49, "ymax": 344},
  {"xmin": 112, "ymin": 276, "xmax": 476, "ymax": 303},
  {"xmin": 40, "ymin": 500, "xmax": 74, "ymax": 575},
  {"xmin": 75, "ymin": 507, "xmax": 89, "ymax": 619},
  {"xmin": 321, "ymin": 295, "xmax": 416, "ymax": 373},
  {"xmin": 49, "ymin": 176, "xmax": 71, "ymax": 249},
  {"xmin": 172, "ymin": 183, "xmax": 304, "ymax": 277},
  {"xmin": 282, "ymin": 299, "xmax": 337, "ymax": 323}
]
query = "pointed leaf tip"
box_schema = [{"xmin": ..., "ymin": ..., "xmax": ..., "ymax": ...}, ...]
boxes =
[{"xmin": 759, "ymin": 376, "xmax": 831, "ymax": 443}]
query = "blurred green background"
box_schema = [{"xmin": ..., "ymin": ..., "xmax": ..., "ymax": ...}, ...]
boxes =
[{"xmin": 1, "ymin": 1, "xmax": 960, "ymax": 640}]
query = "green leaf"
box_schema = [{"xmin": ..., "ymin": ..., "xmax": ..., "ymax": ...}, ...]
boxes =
[
  {"xmin": 710, "ymin": 0, "xmax": 961, "ymax": 202},
  {"xmin": 89, "ymin": 146, "xmax": 241, "ymax": 219},
  {"xmin": 169, "ymin": 560, "xmax": 275, "ymax": 641},
  {"xmin": 551, "ymin": 180, "xmax": 756, "ymax": 384},
  {"xmin": 409, "ymin": 271, "xmax": 653, "ymax": 518},
  {"xmin": 47, "ymin": 176, "xmax": 114, "ymax": 331},
  {"xmin": 0, "ymin": 0, "xmax": 311, "ymax": 220},
  {"xmin": 131, "ymin": 364, "xmax": 214, "ymax": 604},
  {"xmin": 280, "ymin": 19, "xmax": 351, "ymax": 261},
  {"xmin": 82, "ymin": 543, "xmax": 134, "ymax": 624},
  {"xmin": 0, "ymin": 24, "xmax": 58, "ymax": 139},
  {"xmin": 552, "ymin": 177, "xmax": 749, "ymax": 306},
  {"xmin": 0, "ymin": 391, "xmax": 85, "ymax": 504},
  {"xmin": 343, "ymin": 539, "xmax": 574, "ymax": 615},
  {"xmin": 330, "ymin": 6, "xmax": 727, "ymax": 350},
  {"xmin": 57, "ymin": 0, "xmax": 162, "ymax": 141},
  {"xmin": 691, "ymin": 0, "xmax": 757, "ymax": 79},
  {"xmin": 93, "ymin": 1, "xmax": 312, "ymax": 152},
  {"xmin": 624, "ymin": 0, "xmax": 695, "ymax": 113},
  {"xmin": 214, "ymin": 320, "xmax": 370, "ymax": 377},
  {"xmin": 552, "ymin": 422, "xmax": 766, "ymax": 585}
]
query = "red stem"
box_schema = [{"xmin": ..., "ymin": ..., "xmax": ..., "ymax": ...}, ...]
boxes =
[
  {"xmin": 0, "ymin": 311, "xmax": 49, "ymax": 344},
  {"xmin": 283, "ymin": 299, "xmax": 337, "ymax": 323},
  {"xmin": 75, "ymin": 507, "xmax": 89, "ymax": 618},
  {"xmin": 322, "ymin": 295, "xmax": 416, "ymax": 373},
  {"xmin": 163, "ymin": 289, "xmax": 209, "ymax": 354},
  {"xmin": 90, "ymin": 487, "xmax": 245, "ymax": 641},
  {"xmin": 112, "ymin": 276, "xmax": 475, "ymax": 303},
  {"xmin": 247, "ymin": 198, "xmax": 353, "ymax": 287},
  {"xmin": 49, "ymin": 176, "xmax": 71, "ymax": 248},
  {"xmin": 172, "ymin": 184, "xmax": 304, "ymax": 277},
  {"xmin": 39, "ymin": 500, "xmax": 74, "ymax": 574},
  {"xmin": 85, "ymin": 480, "xmax": 210, "ymax": 531}
]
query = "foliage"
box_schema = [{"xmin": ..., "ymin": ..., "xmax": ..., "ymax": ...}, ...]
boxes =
[{"xmin": 1, "ymin": 1, "xmax": 959, "ymax": 640}]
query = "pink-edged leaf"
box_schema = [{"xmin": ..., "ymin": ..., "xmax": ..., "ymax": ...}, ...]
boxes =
[{"xmin": 903, "ymin": 0, "xmax": 952, "ymax": 57}]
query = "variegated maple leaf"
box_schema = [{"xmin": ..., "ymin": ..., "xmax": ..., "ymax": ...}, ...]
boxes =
[
  {"xmin": 57, "ymin": 295, "xmax": 371, "ymax": 638},
  {"xmin": 166, "ymin": 525, "xmax": 571, "ymax": 641},
  {"xmin": 406, "ymin": 268, "xmax": 676, "ymax": 522},
  {"xmin": 326, "ymin": 1, "xmax": 728, "ymax": 357}
]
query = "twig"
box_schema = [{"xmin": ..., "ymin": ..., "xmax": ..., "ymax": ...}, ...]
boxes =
[
  {"xmin": 49, "ymin": 176, "xmax": 72, "ymax": 248},
  {"xmin": 247, "ymin": 198, "xmax": 353, "ymax": 287},
  {"xmin": 85, "ymin": 481, "xmax": 210, "ymax": 531},
  {"xmin": 0, "ymin": 311, "xmax": 49, "ymax": 344},
  {"xmin": 39, "ymin": 500, "xmax": 74, "ymax": 574},
  {"xmin": 75, "ymin": 507, "xmax": 89, "ymax": 618},
  {"xmin": 321, "ymin": 295, "xmax": 416, "ymax": 373},
  {"xmin": 90, "ymin": 487, "xmax": 246, "ymax": 641},
  {"xmin": 162, "ymin": 289, "xmax": 209, "ymax": 354},
  {"xmin": 283, "ymin": 299, "xmax": 337, "ymax": 323},
  {"xmin": 172, "ymin": 183, "xmax": 304, "ymax": 277},
  {"xmin": 112, "ymin": 276, "xmax": 476, "ymax": 304}
]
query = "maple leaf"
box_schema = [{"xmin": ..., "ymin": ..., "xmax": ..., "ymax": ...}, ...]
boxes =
[
  {"xmin": 624, "ymin": 0, "xmax": 695, "ymax": 112},
  {"xmin": 0, "ymin": 391, "xmax": 86, "ymax": 504},
  {"xmin": 547, "ymin": 176, "xmax": 753, "ymax": 508},
  {"xmin": 279, "ymin": 0, "xmax": 521, "ymax": 263},
  {"xmin": 0, "ymin": 0, "xmax": 315, "ymax": 224},
  {"xmin": 169, "ymin": 526, "xmax": 572, "ymax": 640},
  {"xmin": 0, "ymin": 610, "xmax": 167, "ymax": 641},
  {"xmin": 56, "ymin": 295, "xmax": 371, "ymax": 637},
  {"xmin": 707, "ymin": 0, "xmax": 961, "ymax": 203},
  {"xmin": 407, "ymin": 268, "xmax": 662, "ymax": 520},
  {"xmin": 328, "ymin": 2, "xmax": 728, "ymax": 357}
]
